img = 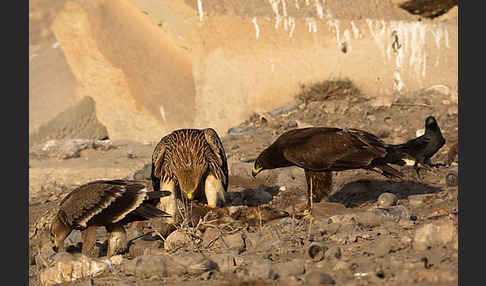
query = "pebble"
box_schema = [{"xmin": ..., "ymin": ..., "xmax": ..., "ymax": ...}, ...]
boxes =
[
  {"xmin": 377, "ymin": 192, "xmax": 398, "ymax": 207},
  {"xmin": 307, "ymin": 242, "xmax": 328, "ymax": 262},
  {"xmin": 446, "ymin": 170, "xmax": 458, "ymax": 186}
]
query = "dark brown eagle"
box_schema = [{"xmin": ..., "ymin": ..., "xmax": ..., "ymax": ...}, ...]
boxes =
[
  {"xmin": 151, "ymin": 128, "xmax": 228, "ymax": 221},
  {"xmin": 49, "ymin": 180, "xmax": 171, "ymax": 257},
  {"xmin": 252, "ymin": 127, "xmax": 408, "ymax": 213}
]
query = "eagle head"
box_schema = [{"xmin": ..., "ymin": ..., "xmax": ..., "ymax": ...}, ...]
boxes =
[
  {"xmin": 174, "ymin": 164, "xmax": 207, "ymax": 200},
  {"xmin": 252, "ymin": 151, "xmax": 270, "ymax": 177},
  {"xmin": 49, "ymin": 214, "xmax": 71, "ymax": 253}
]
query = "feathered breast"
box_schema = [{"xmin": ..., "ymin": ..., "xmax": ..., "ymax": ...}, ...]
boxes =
[{"xmin": 152, "ymin": 129, "xmax": 228, "ymax": 191}]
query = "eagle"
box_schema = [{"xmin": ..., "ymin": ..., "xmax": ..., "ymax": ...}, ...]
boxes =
[
  {"xmin": 251, "ymin": 127, "xmax": 408, "ymax": 214},
  {"xmin": 49, "ymin": 180, "xmax": 171, "ymax": 257},
  {"xmin": 151, "ymin": 128, "xmax": 228, "ymax": 222}
]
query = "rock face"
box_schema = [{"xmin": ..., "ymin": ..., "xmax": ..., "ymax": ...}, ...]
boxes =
[
  {"xmin": 39, "ymin": 0, "xmax": 457, "ymax": 140},
  {"xmin": 51, "ymin": 0, "xmax": 195, "ymax": 142},
  {"xmin": 29, "ymin": 97, "xmax": 108, "ymax": 147}
]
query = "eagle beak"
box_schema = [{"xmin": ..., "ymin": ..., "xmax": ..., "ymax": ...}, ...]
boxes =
[
  {"xmin": 52, "ymin": 240, "xmax": 59, "ymax": 253},
  {"xmin": 187, "ymin": 193, "xmax": 192, "ymax": 200},
  {"xmin": 252, "ymin": 167, "xmax": 263, "ymax": 178}
]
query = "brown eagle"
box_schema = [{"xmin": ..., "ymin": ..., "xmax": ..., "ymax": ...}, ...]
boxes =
[
  {"xmin": 151, "ymin": 128, "xmax": 228, "ymax": 222},
  {"xmin": 252, "ymin": 127, "xmax": 408, "ymax": 213},
  {"xmin": 49, "ymin": 180, "xmax": 171, "ymax": 257}
]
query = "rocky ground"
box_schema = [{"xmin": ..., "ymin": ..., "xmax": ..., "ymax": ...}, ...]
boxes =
[{"xmin": 29, "ymin": 80, "xmax": 458, "ymax": 286}]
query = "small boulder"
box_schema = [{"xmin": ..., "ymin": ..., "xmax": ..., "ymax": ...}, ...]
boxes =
[
  {"xmin": 40, "ymin": 253, "xmax": 111, "ymax": 286},
  {"xmin": 272, "ymin": 259, "xmax": 306, "ymax": 279},
  {"xmin": 413, "ymin": 221, "xmax": 457, "ymax": 251},
  {"xmin": 164, "ymin": 230, "xmax": 189, "ymax": 251}
]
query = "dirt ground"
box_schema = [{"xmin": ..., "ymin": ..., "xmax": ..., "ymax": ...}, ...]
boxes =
[{"xmin": 28, "ymin": 79, "xmax": 458, "ymax": 286}]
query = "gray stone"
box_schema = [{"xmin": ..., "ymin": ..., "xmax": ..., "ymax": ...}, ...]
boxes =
[
  {"xmin": 40, "ymin": 253, "xmax": 111, "ymax": 286},
  {"xmin": 128, "ymin": 238, "xmax": 164, "ymax": 258},
  {"xmin": 371, "ymin": 206, "xmax": 411, "ymax": 222},
  {"xmin": 305, "ymin": 271, "xmax": 336, "ymax": 285},
  {"xmin": 408, "ymin": 194, "xmax": 437, "ymax": 207},
  {"xmin": 30, "ymin": 138, "xmax": 116, "ymax": 160},
  {"xmin": 244, "ymin": 229, "xmax": 282, "ymax": 250},
  {"xmin": 164, "ymin": 230, "xmax": 189, "ymax": 251},
  {"xmin": 221, "ymin": 233, "xmax": 245, "ymax": 250},
  {"xmin": 327, "ymin": 214, "xmax": 358, "ymax": 224},
  {"xmin": 121, "ymin": 255, "xmax": 170, "ymax": 279},
  {"xmin": 209, "ymin": 254, "xmax": 237, "ymax": 273},
  {"xmin": 272, "ymin": 259, "xmax": 306, "ymax": 278},
  {"xmin": 413, "ymin": 221, "xmax": 457, "ymax": 251},
  {"xmin": 377, "ymin": 192, "xmax": 398, "ymax": 207},
  {"xmin": 171, "ymin": 255, "xmax": 218, "ymax": 276},
  {"xmin": 325, "ymin": 246, "xmax": 342, "ymax": 260},
  {"xmin": 244, "ymin": 258, "xmax": 273, "ymax": 279}
]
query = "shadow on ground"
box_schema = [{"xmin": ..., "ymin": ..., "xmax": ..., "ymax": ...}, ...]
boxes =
[{"xmin": 329, "ymin": 179, "xmax": 443, "ymax": 207}]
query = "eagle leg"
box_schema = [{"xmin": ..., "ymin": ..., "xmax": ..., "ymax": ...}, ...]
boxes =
[
  {"xmin": 81, "ymin": 226, "xmax": 98, "ymax": 257},
  {"xmin": 414, "ymin": 162, "xmax": 424, "ymax": 182},
  {"xmin": 106, "ymin": 222, "xmax": 127, "ymax": 257},
  {"xmin": 159, "ymin": 180, "xmax": 177, "ymax": 224},
  {"xmin": 305, "ymin": 170, "xmax": 333, "ymax": 207},
  {"xmin": 205, "ymin": 174, "xmax": 226, "ymax": 208}
]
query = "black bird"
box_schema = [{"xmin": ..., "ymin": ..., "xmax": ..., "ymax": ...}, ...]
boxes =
[
  {"xmin": 251, "ymin": 127, "xmax": 408, "ymax": 214},
  {"xmin": 393, "ymin": 116, "xmax": 446, "ymax": 180}
]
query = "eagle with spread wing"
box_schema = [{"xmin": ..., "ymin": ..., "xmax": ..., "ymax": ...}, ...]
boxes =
[
  {"xmin": 151, "ymin": 128, "xmax": 228, "ymax": 222},
  {"xmin": 252, "ymin": 127, "xmax": 408, "ymax": 213},
  {"xmin": 49, "ymin": 180, "xmax": 171, "ymax": 257}
]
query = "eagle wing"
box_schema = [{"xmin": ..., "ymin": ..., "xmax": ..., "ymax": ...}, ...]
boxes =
[
  {"xmin": 282, "ymin": 128, "xmax": 388, "ymax": 171},
  {"xmin": 203, "ymin": 128, "xmax": 229, "ymax": 190},
  {"xmin": 58, "ymin": 180, "xmax": 169, "ymax": 229},
  {"xmin": 151, "ymin": 137, "xmax": 168, "ymax": 191}
]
